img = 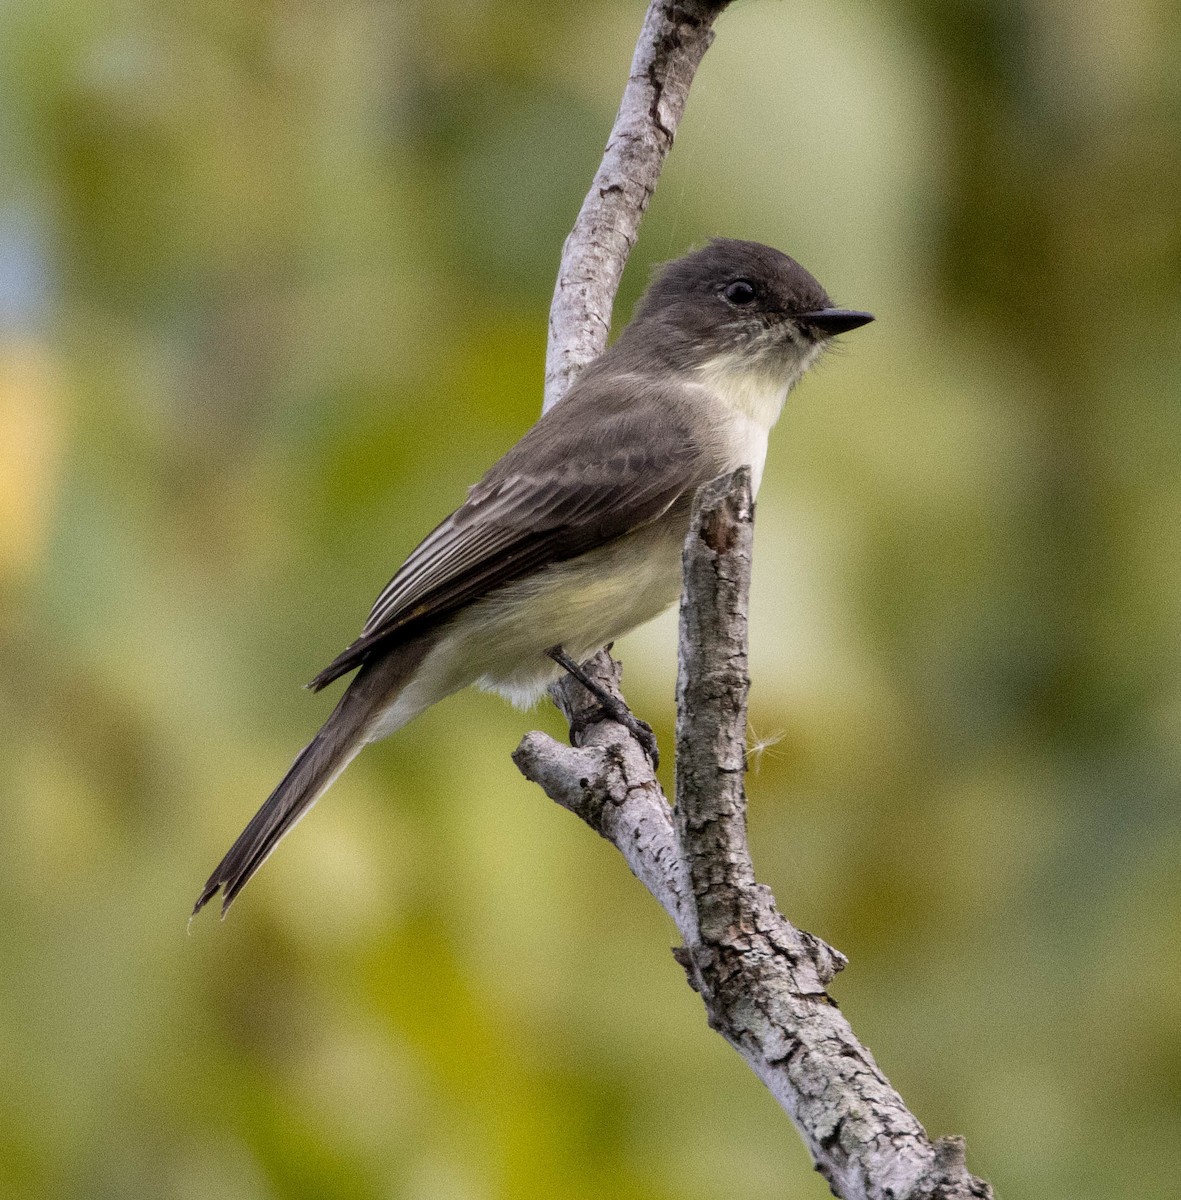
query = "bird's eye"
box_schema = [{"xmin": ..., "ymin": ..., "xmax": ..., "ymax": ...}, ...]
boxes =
[{"xmin": 723, "ymin": 279, "xmax": 757, "ymax": 305}]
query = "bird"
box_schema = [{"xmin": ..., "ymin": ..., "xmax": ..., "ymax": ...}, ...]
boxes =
[{"xmin": 193, "ymin": 238, "xmax": 873, "ymax": 915}]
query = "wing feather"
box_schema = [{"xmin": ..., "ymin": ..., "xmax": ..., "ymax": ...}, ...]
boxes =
[{"xmin": 307, "ymin": 385, "xmax": 705, "ymax": 691}]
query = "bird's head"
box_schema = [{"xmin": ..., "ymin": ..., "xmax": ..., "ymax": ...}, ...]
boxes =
[{"xmin": 621, "ymin": 238, "xmax": 873, "ymax": 377}]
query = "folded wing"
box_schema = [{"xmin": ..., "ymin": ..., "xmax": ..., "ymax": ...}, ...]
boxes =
[{"xmin": 308, "ymin": 387, "xmax": 703, "ymax": 691}]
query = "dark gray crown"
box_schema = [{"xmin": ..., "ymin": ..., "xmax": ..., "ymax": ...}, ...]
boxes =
[{"xmin": 636, "ymin": 238, "xmax": 831, "ymax": 321}]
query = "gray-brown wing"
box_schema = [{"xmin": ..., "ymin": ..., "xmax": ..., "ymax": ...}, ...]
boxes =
[{"xmin": 308, "ymin": 393, "xmax": 702, "ymax": 691}]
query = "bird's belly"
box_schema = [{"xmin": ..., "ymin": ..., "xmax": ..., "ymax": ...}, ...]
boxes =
[{"xmin": 457, "ymin": 513, "xmax": 689, "ymax": 707}]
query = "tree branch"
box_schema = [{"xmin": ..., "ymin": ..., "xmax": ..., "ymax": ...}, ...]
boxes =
[
  {"xmin": 543, "ymin": 0, "xmax": 732, "ymax": 413},
  {"xmin": 515, "ymin": 474, "xmax": 993, "ymax": 1199},
  {"xmin": 514, "ymin": 3, "xmax": 996, "ymax": 1196}
]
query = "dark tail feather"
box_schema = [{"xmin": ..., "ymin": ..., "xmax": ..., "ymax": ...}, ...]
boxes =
[
  {"xmin": 306, "ymin": 635, "xmax": 375, "ymax": 693},
  {"xmin": 194, "ymin": 636, "xmax": 435, "ymax": 917},
  {"xmin": 193, "ymin": 691, "xmax": 368, "ymax": 917}
]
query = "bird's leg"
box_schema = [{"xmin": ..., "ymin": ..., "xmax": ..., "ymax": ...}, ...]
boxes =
[{"xmin": 546, "ymin": 646, "xmax": 660, "ymax": 768}]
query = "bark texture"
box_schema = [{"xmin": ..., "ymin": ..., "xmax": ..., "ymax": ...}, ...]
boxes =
[
  {"xmin": 514, "ymin": 474, "xmax": 994, "ymax": 1200},
  {"xmin": 515, "ymin": 2, "xmax": 996, "ymax": 1196}
]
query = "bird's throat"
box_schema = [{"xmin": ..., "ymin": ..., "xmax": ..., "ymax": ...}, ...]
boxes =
[{"xmin": 692, "ymin": 346, "xmax": 818, "ymax": 493}]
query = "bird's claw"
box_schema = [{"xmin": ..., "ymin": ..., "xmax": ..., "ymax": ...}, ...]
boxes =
[
  {"xmin": 622, "ymin": 713, "xmax": 660, "ymax": 769},
  {"xmin": 546, "ymin": 645, "xmax": 660, "ymax": 769},
  {"xmin": 596, "ymin": 699, "xmax": 659, "ymax": 769}
]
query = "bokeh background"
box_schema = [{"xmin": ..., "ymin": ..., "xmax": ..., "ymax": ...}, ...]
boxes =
[{"xmin": 2, "ymin": 0, "xmax": 1180, "ymax": 1196}]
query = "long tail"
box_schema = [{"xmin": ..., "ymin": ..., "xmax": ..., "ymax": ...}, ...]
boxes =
[{"xmin": 193, "ymin": 636, "xmax": 435, "ymax": 917}]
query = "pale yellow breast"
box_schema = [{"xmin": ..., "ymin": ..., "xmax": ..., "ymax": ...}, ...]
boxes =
[{"xmin": 419, "ymin": 510, "xmax": 690, "ymax": 708}]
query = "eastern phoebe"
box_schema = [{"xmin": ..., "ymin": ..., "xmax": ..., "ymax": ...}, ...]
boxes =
[{"xmin": 194, "ymin": 239, "xmax": 872, "ymax": 915}]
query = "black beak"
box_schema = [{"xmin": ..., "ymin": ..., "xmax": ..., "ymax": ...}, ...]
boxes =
[{"xmin": 800, "ymin": 308, "xmax": 875, "ymax": 336}]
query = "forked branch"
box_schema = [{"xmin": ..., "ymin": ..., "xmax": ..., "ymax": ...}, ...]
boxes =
[
  {"xmin": 514, "ymin": 474, "xmax": 992, "ymax": 1199},
  {"xmin": 515, "ymin": 2, "xmax": 994, "ymax": 1196}
]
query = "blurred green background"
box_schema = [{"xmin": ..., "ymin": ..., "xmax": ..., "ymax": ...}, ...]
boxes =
[{"xmin": 2, "ymin": 0, "xmax": 1179, "ymax": 1196}]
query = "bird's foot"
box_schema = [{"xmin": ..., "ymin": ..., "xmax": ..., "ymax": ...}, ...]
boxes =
[
  {"xmin": 613, "ymin": 710, "xmax": 660, "ymax": 769},
  {"xmin": 546, "ymin": 646, "xmax": 660, "ymax": 769}
]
